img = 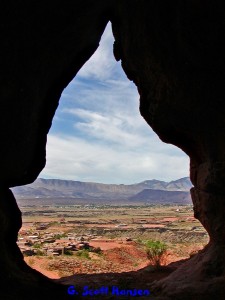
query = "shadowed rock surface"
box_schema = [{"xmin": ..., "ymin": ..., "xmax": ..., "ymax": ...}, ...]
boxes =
[
  {"xmin": 1, "ymin": 0, "xmax": 225, "ymax": 299},
  {"xmin": 112, "ymin": 2, "xmax": 225, "ymax": 299}
]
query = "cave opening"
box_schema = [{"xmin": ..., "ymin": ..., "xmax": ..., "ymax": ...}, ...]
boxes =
[{"xmin": 14, "ymin": 24, "xmax": 204, "ymax": 284}]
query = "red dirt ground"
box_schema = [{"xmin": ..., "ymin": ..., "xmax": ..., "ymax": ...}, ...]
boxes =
[{"xmin": 25, "ymin": 238, "xmax": 185, "ymax": 280}]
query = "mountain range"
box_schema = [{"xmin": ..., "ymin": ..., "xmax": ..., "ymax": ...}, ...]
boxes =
[{"xmin": 12, "ymin": 177, "xmax": 193, "ymax": 205}]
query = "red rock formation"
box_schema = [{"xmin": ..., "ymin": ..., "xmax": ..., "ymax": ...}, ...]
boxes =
[
  {"xmin": 1, "ymin": 0, "xmax": 225, "ymax": 299},
  {"xmin": 0, "ymin": 1, "xmax": 112, "ymax": 299},
  {"xmin": 112, "ymin": 1, "xmax": 225, "ymax": 299}
]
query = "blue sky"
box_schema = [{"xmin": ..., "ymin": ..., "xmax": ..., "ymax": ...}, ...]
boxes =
[{"xmin": 39, "ymin": 23, "xmax": 189, "ymax": 184}]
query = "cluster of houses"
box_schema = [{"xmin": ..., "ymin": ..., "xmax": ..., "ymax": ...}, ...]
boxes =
[{"xmin": 17, "ymin": 226, "xmax": 96, "ymax": 257}]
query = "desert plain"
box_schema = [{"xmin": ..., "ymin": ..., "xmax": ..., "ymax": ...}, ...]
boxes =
[{"xmin": 16, "ymin": 202, "xmax": 208, "ymax": 298}]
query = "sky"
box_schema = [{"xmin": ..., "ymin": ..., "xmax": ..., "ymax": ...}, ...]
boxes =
[{"xmin": 39, "ymin": 23, "xmax": 189, "ymax": 184}]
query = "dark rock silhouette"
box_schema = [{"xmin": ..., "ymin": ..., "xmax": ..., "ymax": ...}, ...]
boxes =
[
  {"xmin": 0, "ymin": 0, "xmax": 225, "ymax": 299},
  {"xmin": 112, "ymin": 2, "xmax": 225, "ymax": 299}
]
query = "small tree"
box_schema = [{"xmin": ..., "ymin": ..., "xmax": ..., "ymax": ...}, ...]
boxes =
[{"xmin": 144, "ymin": 240, "xmax": 167, "ymax": 268}]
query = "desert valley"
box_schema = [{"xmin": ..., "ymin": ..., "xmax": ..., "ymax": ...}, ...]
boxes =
[{"xmin": 14, "ymin": 177, "xmax": 208, "ymax": 298}]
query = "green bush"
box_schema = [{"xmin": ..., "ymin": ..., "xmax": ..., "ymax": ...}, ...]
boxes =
[
  {"xmin": 136, "ymin": 238, "xmax": 143, "ymax": 244},
  {"xmin": 64, "ymin": 249, "xmax": 73, "ymax": 256},
  {"xmin": 33, "ymin": 243, "xmax": 42, "ymax": 249},
  {"xmin": 76, "ymin": 250, "xmax": 90, "ymax": 259},
  {"xmin": 36, "ymin": 249, "xmax": 45, "ymax": 256},
  {"xmin": 53, "ymin": 233, "xmax": 67, "ymax": 240},
  {"xmin": 144, "ymin": 240, "xmax": 167, "ymax": 268}
]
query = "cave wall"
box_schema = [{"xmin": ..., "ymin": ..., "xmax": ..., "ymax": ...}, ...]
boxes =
[
  {"xmin": 0, "ymin": 0, "xmax": 112, "ymax": 187},
  {"xmin": 1, "ymin": 0, "xmax": 225, "ymax": 299},
  {"xmin": 0, "ymin": 1, "xmax": 113, "ymax": 298},
  {"xmin": 112, "ymin": 0, "xmax": 225, "ymax": 244},
  {"xmin": 111, "ymin": 1, "xmax": 225, "ymax": 298}
]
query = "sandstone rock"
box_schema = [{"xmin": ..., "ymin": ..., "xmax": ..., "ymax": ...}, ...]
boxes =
[{"xmin": 111, "ymin": 1, "xmax": 225, "ymax": 298}]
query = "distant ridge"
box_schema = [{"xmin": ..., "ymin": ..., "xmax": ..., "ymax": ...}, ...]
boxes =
[
  {"xmin": 129, "ymin": 189, "xmax": 191, "ymax": 204},
  {"xmin": 12, "ymin": 177, "xmax": 192, "ymax": 205}
]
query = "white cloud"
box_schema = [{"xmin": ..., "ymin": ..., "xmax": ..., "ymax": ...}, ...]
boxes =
[
  {"xmin": 40, "ymin": 134, "xmax": 189, "ymax": 184},
  {"xmin": 62, "ymin": 108, "xmax": 146, "ymax": 148}
]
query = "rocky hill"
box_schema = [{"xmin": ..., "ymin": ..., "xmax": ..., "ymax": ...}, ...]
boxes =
[
  {"xmin": 12, "ymin": 177, "xmax": 192, "ymax": 205},
  {"xmin": 129, "ymin": 189, "xmax": 191, "ymax": 204}
]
